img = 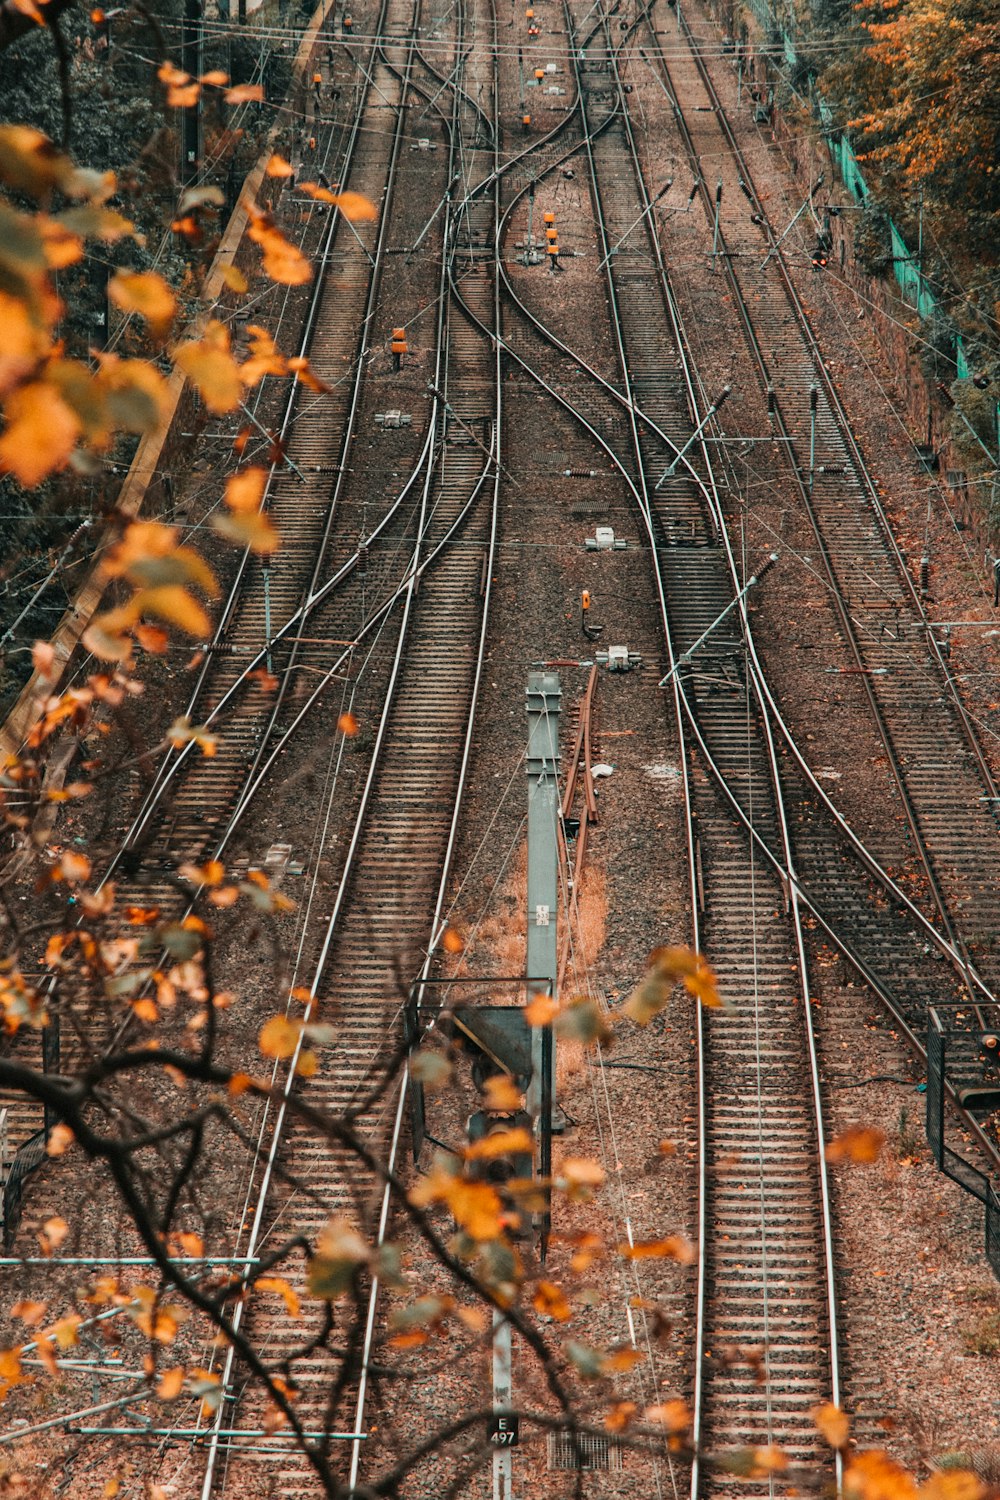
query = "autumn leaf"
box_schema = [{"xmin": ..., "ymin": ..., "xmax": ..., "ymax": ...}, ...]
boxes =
[
  {"xmin": 483, "ymin": 1074, "xmax": 522, "ymax": 1110},
  {"xmin": 533, "ymin": 1281, "xmax": 571, "ymax": 1321},
  {"xmin": 338, "ymin": 712, "xmax": 358, "ymax": 736},
  {"xmin": 410, "ymin": 1050, "xmax": 452, "ymax": 1091},
  {"xmin": 223, "ymin": 466, "xmax": 266, "ymax": 512},
  {"xmin": 298, "ymin": 183, "xmax": 377, "ymax": 221},
  {"xmin": 259, "ymin": 1014, "xmax": 302, "ymax": 1059},
  {"xmin": 172, "ymin": 320, "xmax": 243, "ymax": 413},
  {"xmin": 624, "ymin": 945, "xmax": 723, "ymax": 1023},
  {"xmin": 619, "ymin": 1234, "xmax": 696, "ymax": 1264},
  {"xmin": 645, "ymin": 1398, "xmax": 692, "ymax": 1435},
  {"xmin": 225, "ymin": 82, "xmax": 265, "ymax": 103},
  {"xmin": 220, "ymin": 264, "xmax": 248, "ymax": 294},
  {"xmin": 46, "ymin": 1123, "xmax": 74, "ymax": 1156},
  {"xmin": 844, "ymin": 1450, "xmax": 918, "ymax": 1500},
  {"xmin": 525, "ymin": 992, "xmax": 557, "ymax": 1027},
  {"xmin": 265, "ymin": 153, "xmax": 294, "ymax": 177},
  {"xmin": 464, "ymin": 1127, "xmax": 533, "ymax": 1162},
  {"xmin": 11, "ymin": 1300, "xmax": 46, "ymax": 1326},
  {"xmin": 38, "ymin": 1216, "xmax": 69, "ymax": 1255},
  {"xmin": 555, "ymin": 1157, "xmax": 605, "ymax": 1199},
  {"xmin": 307, "ymin": 1217, "xmax": 370, "ymax": 1299},
  {"xmin": 825, "ymin": 1125, "xmax": 885, "ymax": 1165},
  {"xmin": 813, "ymin": 1401, "xmax": 850, "ymax": 1450},
  {"xmin": 108, "ymin": 271, "xmax": 176, "ymax": 338},
  {"xmin": 256, "ymin": 1276, "xmax": 301, "ymax": 1318},
  {"xmin": 133, "ymin": 585, "xmax": 210, "ymax": 638},
  {"xmin": 247, "ymin": 208, "xmax": 312, "ymax": 286},
  {"xmin": 0, "ymin": 379, "xmax": 81, "ymax": 486},
  {"xmin": 157, "ymin": 1366, "xmax": 185, "ymax": 1399}
]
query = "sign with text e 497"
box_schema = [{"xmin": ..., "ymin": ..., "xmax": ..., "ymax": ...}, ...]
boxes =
[{"xmin": 489, "ymin": 1412, "xmax": 520, "ymax": 1447}]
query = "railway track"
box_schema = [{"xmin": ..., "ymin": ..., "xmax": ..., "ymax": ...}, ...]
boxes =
[
  {"xmin": 200, "ymin": 0, "xmax": 505, "ymax": 1490},
  {"xmin": 637, "ymin": 1, "xmax": 1000, "ymax": 985}
]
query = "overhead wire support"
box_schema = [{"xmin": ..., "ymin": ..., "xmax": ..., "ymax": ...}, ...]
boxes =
[
  {"xmin": 595, "ymin": 178, "xmax": 672, "ymax": 272},
  {"xmin": 655, "ymin": 386, "xmax": 730, "ymax": 487},
  {"xmin": 657, "ymin": 554, "xmax": 778, "ymax": 687},
  {"xmin": 759, "ymin": 173, "xmax": 825, "ymax": 271}
]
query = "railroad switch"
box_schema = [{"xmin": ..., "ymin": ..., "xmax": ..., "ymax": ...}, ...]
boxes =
[
  {"xmin": 375, "ymin": 410, "xmax": 412, "ymax": 428},
  {"xmin": 585, "ymin": 526, "xmax": 626, "ymax": 551},
  {"xmin": 597, "ymin": 646, "xmax": 641, "ymax": 672}
]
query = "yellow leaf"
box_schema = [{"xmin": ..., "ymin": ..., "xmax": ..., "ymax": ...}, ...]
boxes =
[
  {"xmin": 50, "ymin": 1314, "xmax": 80, "ymax": 1349},
  {"xmin": 108, "ymin": 271, "xmax": 176, "ymax": 338},
  {"xmin": 133, "ymin": 584, "xmax": 211, "ymax": 637},
  {"xmin": 825, "ymin": 1125, "xmax": 885, "ymax": 1165},
  {"xmin": 295, "ymin": 1048, "xmax": 318, "ymax": 1077},
  {"xmin": 256, "ymin": 1276, "xmax": 302, "ymax": 1318},
  {"xmin": 813, "ymin": 1401, "xmax": 850, "ymax": 1450},
  {"xmin": 624, "ymin": 945, "xmax": 723, "ymax": 1023},
  {"xmin": 0, "ymin": 380, "xmax": 81, "ymax": 487},
  {"xmin": 157, "ymin": 1366, "xmax": 185, "ymax": 1399},
  {"xmin": 173, "ymin": 321, "xmax": 243, "ymax": 413},
  {"xmin": 213, "ymin": 509, "xmax": 280, "ymax": 555},
  {"xmin": 104, "ymin": 1481, "xmax": 121, "ymax": 1498},
  {"xmin": 259, "ymin": 1014, "xmax": 301, "ymax": 1059},
  {"xmin": 464, "ymin": 1127, "xmax": 533, "ymax": 1162},
  {"xmin": 752, "ymin": 1445, "xmax": 790, "ymax": 1474},
  {"xmin": 220, "ymin": 264, "xmax": 248, "ymax": 293}
]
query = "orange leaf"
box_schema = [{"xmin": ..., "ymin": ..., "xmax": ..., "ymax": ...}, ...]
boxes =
[
  {"xmin": 331, "ymin": 190, "xmax": 378, "ymax": 222},
  {"xmin": 259, "ymin": 1014, "xmax": 301, "ymax": 1059},
  {"xmin": 157, "ymin": 1366, "xmax": 185, "ymax": 1399},
  {"xmin": 338, "ymin": 712, "xmax": 358, "ymax": 736},
  {"xmin": 619, "ymin": 1234, "xmax": 696, "ymax": 1265},
  {"xmin": 11, "ymin": 1300, "xmax": 46, "ymax": 1326},
  {"xmin": 199, "ymin": 68, "xmax": 229, "ymax": 86},
  {"xmin": 38, "ymin": 1216, "xmax": 68, "ymax": 1255},
  {"xmin": 225, "ymin": 82, "xmax": 265, "ymax": 103},
  {"xmin": 46, "ymin": 1123, "xmax": 74, "ymax": 1157},
  {"xmin": 0, "ymin": 380, "xmax": 81, "ymax": 487},
  {"xmin": 256, "ymin": 1276, "xmax": 301, "ymax": 1318},
  {"xmin": 247, "ymin": 209, "xmax": 312, "ymax": 286},
  {"xmin": 813, "ymin": 1402, "xmax": 850, "ymax": 1450},
  {"xmin": 224, "ymin": 466, "xmax": 267, "ymax": 513},
  {"xmin": 825, "ymin": 1125, "xmax": 885, "ymax": 1165},
  {"xmin": 645, "ymin": 1398, "xmax": 691, "ymax": 1435},
  {"xmin": 265, "ymin": 153, "xmax": 294, "ymax": 177},
  {"xmin": 220, "ymin": 264, "xmax": 248, "ymax": 293},
  {"xmin": 532, "ymin": 1280, "xmax": 571, "ymax": 1321}
]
